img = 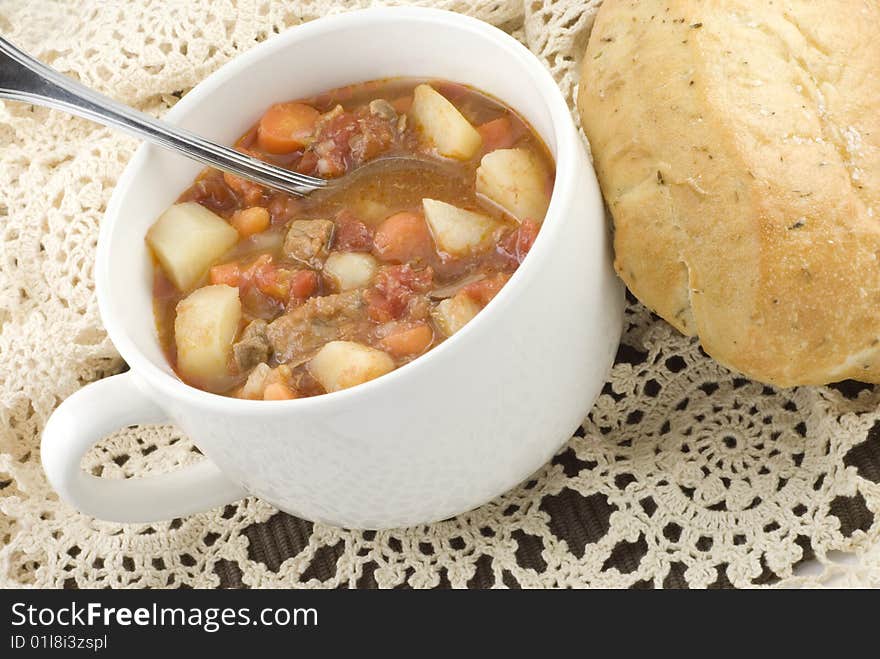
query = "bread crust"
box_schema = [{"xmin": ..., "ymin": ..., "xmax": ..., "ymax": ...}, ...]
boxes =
[{"xmin": 578, "ymin": 0, "xmax": 880, "ymax": 386}]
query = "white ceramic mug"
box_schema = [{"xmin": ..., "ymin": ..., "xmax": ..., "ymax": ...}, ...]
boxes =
[{"xmin": 41, "ymin": 7, "xmax": 624, "ymax": 529}]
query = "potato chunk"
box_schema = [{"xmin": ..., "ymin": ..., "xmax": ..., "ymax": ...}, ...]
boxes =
[
  {"xmin": 146, "ymin": 202, "xmax": 239, "ymax": 291},
  {"xmin": 409, "ymin": 84, "xmax": 481, "ymax": 160},
  {"xmin": 308, "ymin": 341, "xmax": 395, "ymax": 393},
  {"xmin": 422, "ymin": 199, "xmax": 500, "ymax": 256},
  {"xmin": 324, "ymin": 252, "xmax": 378, "ymax": 291},
  {"xmin": 432, "ymin": 292, "xmax": 481, "ymax": 337},
  {"xmin": 174, "ymin": 285, "xmax": 241, "ymax": 386},
  {"xmin": 475, "ymin": 148, "xmax": 550, "ymax": 222}
]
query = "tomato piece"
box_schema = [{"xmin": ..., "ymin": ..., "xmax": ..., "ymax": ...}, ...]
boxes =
[
  {"xmin": 387, "ymin": 264, "xmax": 433, "ymax": 292},
  {"xmin": 255, "ymin": 268, "xmax": 288, "ymax": 300},
  {"xmin": 240, "ymin": 255, "xmax": 291, "ymax": 301},
  {"xmin": 500, "ymin": 219, "xmax": 540, "ymax": 263},
  {"xmin": 209, "ymin": 262, "xmax": 241, "ymax": 287},
  {"xmin": 223, "ymin": 171, "xmax": 265, "ymax": 206},
  {"xmin": 296, "ymin": 150, "xmax": 319, "ymax": 174},
  {"xmin": 309, "ymin": 108, "xmax": 395, "ymax": 177},
  {"xmin": 257, "ymin": 102, "xmax": 320, "ymax": 154},
  {"xmin": 335, "ymin": 211, "xmax": 373, "ymax": 252},
  {"xmin": 220, "ymin": 147, "xmax": 268, "ymax": 206},
  {"xmin": 477, "ymin": 116, "xmax": 517, "ymax": 152},
  {"xmin": 289, "ymin": 269, "xmax": 318, "ymax": 301},
  {"xmin": 379, "ymin": 323, "xmax": 433, "ymax": 358},
  {"xmin": 230, "ymin": 206, "xmax": 270, "ymax": 237},
  {"xmin": 373, "ymin": 211, "xmax": 435, "ymax": 263},
  {"xmin": 310, "ymin": 111, "xmax": 358, "ymax": 177},
  {"xmin": 365, "ymin": 264, "xmax": 433, "ymax": 321},
  {"xmin": 364, "ymin": 289, "xmax": 397, "ymax": 323},
  {"xmin": 462, "ymin": 273, "xmax": 511, "ymax": 306}
]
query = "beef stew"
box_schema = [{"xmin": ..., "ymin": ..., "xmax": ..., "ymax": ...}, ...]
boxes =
[{"xmin": 148, "ymin": 78, "xmax": 555, "ymax": 399}]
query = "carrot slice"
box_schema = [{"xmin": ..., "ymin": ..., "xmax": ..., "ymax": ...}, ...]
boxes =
[
  {"xmin": 379, "ymin": 323, "xmax": 433, "ymax": 358},
  {"xmin": 373, "ymin": 211, "xmax": 435, "ymax": 263},
  {"xmin": 257, "ymin": 102, "xmax": 320, "ymax": 154},
  {"xmin": 263, "ymin": 382, "xmax": 297, "ymax": 400}
]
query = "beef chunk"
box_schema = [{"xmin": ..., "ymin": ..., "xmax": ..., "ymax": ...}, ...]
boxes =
[
  {"xmin": 283, "ymin": 219, "xmax": 335, "ymax": 267},
  {"xmin": 266, "ymin": 290, "xmax": 368, "ymax": 364},
  {"xmin": 232, "ymin": 319, "xmax": 270, "ymax": 373}
]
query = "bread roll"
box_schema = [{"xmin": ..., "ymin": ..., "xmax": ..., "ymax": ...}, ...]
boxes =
[{"xmin": 578, "ymin": 0, "xmax": 880, "ymax": 386}]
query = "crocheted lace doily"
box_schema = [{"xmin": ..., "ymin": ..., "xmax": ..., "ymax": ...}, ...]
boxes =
[{"xmin": 1, "ymin": 0, "xmax": 878, "ymax": 589}]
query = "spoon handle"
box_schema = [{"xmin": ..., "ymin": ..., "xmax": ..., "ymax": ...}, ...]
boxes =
[{"xmin": 0, "ymin": 36, "xmax": 327, "ymax": 196}]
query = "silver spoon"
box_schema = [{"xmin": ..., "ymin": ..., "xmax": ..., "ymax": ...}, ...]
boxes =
[{"xmin": 0, "ymin": 36, "xmax": 328, "ymax": 197}]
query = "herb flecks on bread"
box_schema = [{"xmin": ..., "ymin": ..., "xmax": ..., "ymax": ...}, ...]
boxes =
[{"xmin": 578, "ymin": 0, "xmax": 880, "ymax": 386}]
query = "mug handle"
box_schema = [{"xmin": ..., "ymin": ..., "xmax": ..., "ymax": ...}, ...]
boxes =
[{"xmin": 41, "ymin": 371, "xmax": 247, "ymax": 523}]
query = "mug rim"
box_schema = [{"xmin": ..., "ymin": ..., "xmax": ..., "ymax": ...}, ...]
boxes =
[{"xmin": 96, "ymin": 6, "xmax": 585, "ymax": 413}]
